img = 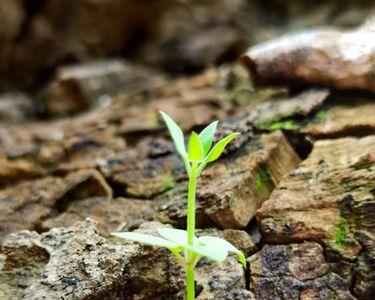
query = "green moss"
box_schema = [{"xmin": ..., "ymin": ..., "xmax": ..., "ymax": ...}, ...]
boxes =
[
  {"xmin": 256, "ymin": 168, "xmax": 272, "ymax": 191},
  {"xmin": 316, "ymin": 110, "xmax": 328, "ymax": 121},
  {"xmin": 257, "ymin": 119, "xmax": 299, "ymax": 132},
  {"xmin": 334, "ymin": 217, "xmax": 349, "ymax": 248},
  {"xmin": 330, "ymin": 217, "xmax": 358, "ymax": 261},
  {"xmin": 228, "ymin": 196, "xmax": 236, "ymax": 206},
  {"xmin": 345, "ymin": 253, "xmax": 357, "ymax": 261}
]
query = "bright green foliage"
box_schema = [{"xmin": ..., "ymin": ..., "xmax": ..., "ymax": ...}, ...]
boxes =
[
  {"xmin": 112, "ymin": 111, "xmax": 243, "ymax": 300},
  {"xmin": 197, "ymin": 235, "xmax": 246, "ymax": 266},
  {"xmin": 198, "ymin": 121, "xmax": 218, "ymax": 154},
  {"xmin": 188, "ymin": 132, "xmax": 203, "ymax": 161},
  {"xmin": 159, "ymin": 111, "xmax": 188, "ymax": 160},
  {"xmin": 157, "ymin": 228, "xmax": 198, "ymax": 247},
  {"xmin": 205, "ymin": 133, "xmax": 239, "ymax": 163},
  {"xmin": 111, "ymin": 232, "xmax": 177, "ymax": 249},
  {"xmin": 112, "ymin": 228, "xmax": 246, "ymax": 267}
]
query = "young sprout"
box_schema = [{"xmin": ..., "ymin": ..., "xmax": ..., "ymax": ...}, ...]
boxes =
[{"xmin": 112, "ymin": 111, "xmax": 245, "ymax": 300}]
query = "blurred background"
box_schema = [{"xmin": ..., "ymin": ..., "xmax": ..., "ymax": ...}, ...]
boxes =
[{"xmin": 0, "ymin": 0, "xmax": 374, "ymax": 121}]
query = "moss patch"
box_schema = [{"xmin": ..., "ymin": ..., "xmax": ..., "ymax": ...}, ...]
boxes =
[
  {"xmin": 256, "ymin": 168, "xmax": 272, "ymax": 192},
  {"xmin": 257, "ymin": 119, "xmax": 299, "ymax": 132},
  {"xmin": 334, "ymin": 217, "xmax": 349, "ymax": 247},
  {"xmin": 330, "ymin": 217, "xmax": 358, "ymax": 261}
]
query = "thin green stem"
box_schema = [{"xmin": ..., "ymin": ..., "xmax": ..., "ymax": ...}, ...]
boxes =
[
  {"xmin": 186, "ymin": 263, "xmax": 195, "ymax": 300},
  {"xmin": 187, "ymin": 163, "xmax": 197, "ymax": 245},
  {"xmin": 186, "ymin": 162, "xmax": 197, "ymax": 300}
]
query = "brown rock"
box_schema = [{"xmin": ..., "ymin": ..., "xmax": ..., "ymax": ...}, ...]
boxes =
[
  {"xmin": 241, "ymin": 22, "xmax": 375, "ymax": 92},
  {"xmin": 353, "ymin": 247, "xmax": 375, "ymax": 299},
  {"xmin": 201, "ymin": 130, "xmax": 300, "ymax": 229},
  {"xmin": 257, "ymin": 135, "xmax": 375, "ymax": 263},
  {"xmin": 40, "ymin": 60, "xmax": 164, "ymax": 116},
  {"xmin": 249, "ymin": 242, "xmax": 355, "ymax": 300},
  {"xmin": 0, "ymin": 231, "xmax": 49, "ymax": 299},
  {"xmin": 0, "ymin": 0, "xmax": 160, "ymax": 90},
  {"xmin": 0, "ymin": 170, "xmax": 111, "ymax": 241},
  {"xmin": 247, "ymin": 88, "xmax": 329, "ymax": 128},
  {"xmin": 157, "ymin": 130, "xmax": 301, "ymax": 229},
  {"xmin": 0, "ymin": 92, "xmax": 35, "ymax": 123},
  {"xmin": 0, "ymin": 0, "xmax": 25, "ymax": 41},
  {"xmin": 301, "ymin": 102, "xmax": 375, "ymax": 138},
  {"xmin": 196, "ymin": 256, "xmax": 254, "ymax": 300},
  {"xmin": 135, "ymin": 0, "xmax": 252, "ymax": 73},
  {"xmin": 0, "ymin": 219, "xmax": 185, "ymax": 300},
  {"xmin": 41, "ymin": 197, "xmax": 165, "ymax": 234},
  {"xmin": 100, "ymin": 153, "xmax": 179, "ymax": 199},
  {"xmin": 1, "ymin": 0, "xmax": 374, "ymax": 90}
]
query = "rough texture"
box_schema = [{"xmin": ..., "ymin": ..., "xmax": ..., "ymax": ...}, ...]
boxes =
[
  {"xmin": 157, "ymin": 130, "xmax": 301, "ymax": 229},
  {"xmin": 1, "ymin": 0, "xmax": 374, "ymax": 90},
  {"xmin": 0, "ymin": 170, "xmax": 111, "ymax": 242},
  {"xmin": 241, "ymin": 21, "xmax": 375, "ymax": 92},
  {"xmin": 0, "ymin": 92, "xmax": 35, "ymax": 123},
  {"xmin": 40, "ymin": 197, "xmax": 163, "ymax": 234},
  {"xmin": 301, "ymin": 102, "xmax": 375, "ymax": 138},
  {"xmin": 0, "ymin": 220, "xmax": 254, "ymax": 300},
  {"xmin": 0, "ymin": 67, "xmax": 234, "ymax": 187},
  {"xmin": 40, "ymin": 60, "xmax": 164, "ymax": 116},
  {"xmin": 249, "ymin": 242, "xmax": 355, "ymax": 300},
  {"xmin": 0, "ymin": 219, "xmax": 186, "ymax": 300},
  {"xmin": 246, "ymin": 88, "xmax": 330, "ymax": 128},
  {"xmin": 256, "ymin": 136, "xmax": 375, "ymax": 298}
]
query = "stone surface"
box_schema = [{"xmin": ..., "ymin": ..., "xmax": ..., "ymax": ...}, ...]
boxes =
[
  {"xmin": 0, "ymin": 0, "xmax": 159, "ymax": 91},
  {"xmin": 353, "ymin": 247, "xmax": 375, "ymax": 298},
  {"xmin": 0, "ymin": 0, "xmax": 25, "ymax": 41},
  {"xmin": 193, "ymin": 230, "xmax": 254, "ymax": 300},
  {"xmin": 0, "ymin": 67, "xmax": 238, "ymax": 186},
  {"xmin": 41, "ymin": 197, "xmax": 164, "ymax": 234},
  {"xmin": 1, "ymin": 0, "xmax": 374, "ymax": 90},
  {"xmin": 249, "ymin": 242, "xmax": 355, "ymax": 300},
  {"xmin": 301, "ymin": 102, "xmax": 375, "ymax": 138},
  {"xmin": 157, "ymin": 130, "xmax": 301, "ymax": 229},
  {"xmin": 0, "ymin": 92, "xmax": 35, "ymax": 123},
  {"xmin": 256, "ymin": 136, "xmax": 374, "ymax": 255},
  {"xmin": 40, "ymin": 60, "xmax": 164, "ymax": 116},
  {"xmin": 0, "ymin": 219, "xmax": 185, "ymax": 300},
  {"xmin": 196, "ymin": 256, "xmax": 254, "ymax": 300},
  {"xmin": 0, "ymin": 220, "xmax": 255, "ymax": 299},
  {"xmin": 241, "ymin": 21, "xmax": 375, "ymax": 92},
  {"xmin": 247, "ymin": 88, "xmax": 330, "ymax": 128},
  {"xmin": 0, "ymin": 170, "xmax": 111, "ymax": 242}
]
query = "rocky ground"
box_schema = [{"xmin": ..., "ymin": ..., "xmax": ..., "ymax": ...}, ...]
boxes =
[{"xmin": 0, "ymin": 1, "xmax": 374, "ymax": 300}]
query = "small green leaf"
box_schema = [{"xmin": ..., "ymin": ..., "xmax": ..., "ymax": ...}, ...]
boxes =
[
  {"xmin": 189, "ymin": 245, "xmax": 228, "ymax": 263},
  {"xmin": 198, "ymin": 121, "xmax": 218, "ymax": 154},
  {"xmin": 205, "ymin": 132, "xmax": 240, "ymax": 163},
  {"xmin": 198, "ymin": 235, "xmax": 246, "ymax": 267},
  {"xmin": 157, "ymin": 228, "xmax": 198, "ymax": 247},
  {"xmin": 159, "ymin": 111, "xmax": 188, "ymax": 160},
  {"xmin": 188, "ymin": 132, "xmax": 203, "ymax": 161},
  {"xmin": 111, "ymin": 232, "xmax": 177, "ymax": 249}
]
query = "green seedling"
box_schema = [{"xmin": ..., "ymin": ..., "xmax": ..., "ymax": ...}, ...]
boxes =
[{"xmin": 112, "ymin": 111, "xmax": 245, "ymax": 300}]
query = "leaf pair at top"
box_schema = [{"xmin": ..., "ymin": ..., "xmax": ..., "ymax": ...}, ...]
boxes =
[
  {"xmin": 111, "ymin": 228, "xmax": 246, "ymax": 267},
  {"xmin": 160, "ymin": 111, "xmax": 239, "ymax": 173}
]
